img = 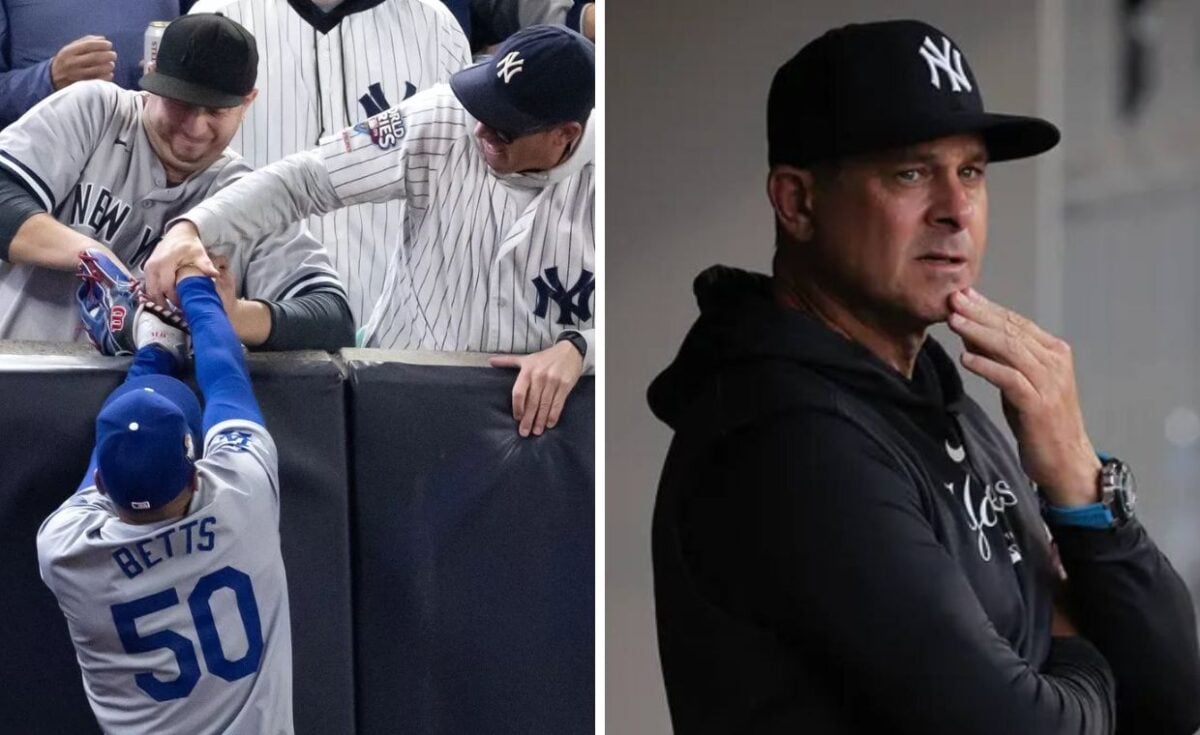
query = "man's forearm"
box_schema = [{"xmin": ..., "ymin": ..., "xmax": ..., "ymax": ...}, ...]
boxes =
[
  {"xmin": 9, "ymin": 213, "xmax": 106, "ymax": 270},
  {"xmin": 181, "ymin": 150, "xmax": 343, "ymax": 249},
  {"xmin": 0, "ymin": 163, "xmax": 101, "ymax": 268},
  {"xmin": 1056, "ymin": 521, "xmax": 1200, "ymax": 733},
  {"xmin": 177, "ymin": 274, "xmax": 264, "ymax": 430}
]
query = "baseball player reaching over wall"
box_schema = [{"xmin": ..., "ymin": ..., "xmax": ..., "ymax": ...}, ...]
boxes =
[
  {"xmin": 0, "ymin": 14, "xmax": 353, "ymax": 352},
  {"xmin": 37, "ymin": 254, "xmax": 292, "ymax": 734},
  {"xmin": 146, "ymin": 25, "xmax": 595, "ymax": 436},
  {"xmin": 187, "ymin": 0, "xmax": 472, "ymax": 331}
]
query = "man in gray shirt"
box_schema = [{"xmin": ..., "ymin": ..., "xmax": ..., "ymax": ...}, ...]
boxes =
[{"xmin": 0, "ymin": 14, "xmax": 353, "ymax": 351}]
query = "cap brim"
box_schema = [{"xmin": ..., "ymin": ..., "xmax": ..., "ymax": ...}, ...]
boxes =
[
  {"xmin": 102, "ymin": 374, "xmax": 203, "ymax": 446},
  {"xmin": 450, "ymin": 62, "xmax": 545, "ymax": 136},
  {"xmin": 141, "ymin": 71, "xmax": 246, "ymax": 108},
  {"xmin": 972, "ymin": 113, "xmax": 1061, "ymax": 162},
  {"xmin": 849, "ymin": 111, "xmax": 1060, "ymax": 164}
]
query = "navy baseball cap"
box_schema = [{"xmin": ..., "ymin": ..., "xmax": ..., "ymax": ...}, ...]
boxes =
[
  {"xmin": 768, "ymin": 20, "xmax": 1060, "ymax": 166},
  {"xmin": 450, "ymin": 25, "xmax": 594, "ymax": 138},
  {"xmin": 141, "ymin": 13, "xmax": 258, "ymax": 108},
  {"xmin": 95, "ymin": 375, "xmax": 202, "ymax": 512}
]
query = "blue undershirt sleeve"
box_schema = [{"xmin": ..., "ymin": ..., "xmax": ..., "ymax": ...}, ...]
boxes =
[{"xmin": 177, "ymin": 275, "xmax": 265, "ymax": 431}]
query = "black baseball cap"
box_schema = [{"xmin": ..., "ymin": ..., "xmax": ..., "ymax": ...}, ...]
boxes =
[
  {"xmin": 768, "ymin": 20, "xmax": 1060, "ymax": 166},
  {"xmin": 141, "ymin": 14, "xmax": 258, "ymax": 108},
  {"xmin": 450, "ymin": 25, "xmax": 594, "ymax": 137}
]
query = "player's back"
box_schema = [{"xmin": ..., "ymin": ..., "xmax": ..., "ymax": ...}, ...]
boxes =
[{"xmin": 36, "ymin": 420, "xmax": 292, "ymax": 735}]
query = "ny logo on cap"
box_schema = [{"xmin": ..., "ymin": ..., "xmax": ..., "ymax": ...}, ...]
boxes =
[
  {"xmin": 496, "ymin": 51, "xmax": 525, "ymax": 84},
  {"xmin": 918, "ymin": 36, "xmax": 972, "ymax": 93}
]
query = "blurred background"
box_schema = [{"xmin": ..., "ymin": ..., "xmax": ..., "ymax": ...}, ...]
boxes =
[{"xmin": 606, "ymin": 0, "xmax": 1200, "ymax": 731}]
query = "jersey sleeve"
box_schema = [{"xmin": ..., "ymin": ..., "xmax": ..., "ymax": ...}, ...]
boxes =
[
  {"xmin": 435, "ymin": 3, "xmax": 472, "ymax": 77},
  {"xmin": 1053, "ymin": 520, "xmax": 1200, "ymax": 732},
  {"xmin": 180, "ymin": 149, "xmax": 342, "ymax": 251},
  {"xmin": 208, "ymin": 161, "xmax": 348, "ymax": 302},
  {"xmin": 317, "ymin": 84, "xmax": 470, "ymax": 212},
  {"xmin": 0, "ymin": 80, "xmax": 116, "ymax": 212},
  {"xmin": 201, "ymin": 418, "xmax": 280, "ymax": 506},
  {"xmin": 35, "ymin": 485, "xmax": 110, "ymax": 595}
]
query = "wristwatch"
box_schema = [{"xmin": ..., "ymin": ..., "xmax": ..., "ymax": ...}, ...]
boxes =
[
  {"xmin": 1043, "ymin": 455, "xmax": 1136, "ymax": 529},
  {"xmin": 556, "ymin": 330, "xmax": 587, "ymax": 359}
]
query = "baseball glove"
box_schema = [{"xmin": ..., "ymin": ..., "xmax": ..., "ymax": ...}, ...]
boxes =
[{"xmin": 75, "ymin": 248, "xmax": 189, "ymax": 358}]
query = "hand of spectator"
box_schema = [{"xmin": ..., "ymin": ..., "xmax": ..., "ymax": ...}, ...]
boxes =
[
  {"xmin": 50, "ymin": 36, "xmax": 116, "ymax": 91},
  {"xmin": 175, "ymin": 264, "xmax": 208, "ymax": 284},
  {"xmin": 210, "ymin": 254, "xmax": 238, "ymax": 312},
  {"xmin": 144, "ymin": 221, "xmax": 220, "ymax": 309},
  {"xmin": 947, "ymin": 288, "xmax": 1101, "ymax": 506},
  {"xmin": 489, "ymin": 341, "xmax": 584, "ymax": 437}
]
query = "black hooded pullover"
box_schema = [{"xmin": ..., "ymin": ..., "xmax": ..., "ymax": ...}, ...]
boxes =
[{"xmin": 649, "ymin": 267, "xmax": 1200, "ymax": 735}]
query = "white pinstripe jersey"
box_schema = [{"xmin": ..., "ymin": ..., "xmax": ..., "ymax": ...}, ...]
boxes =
[
  {"xmin": 37, "ymin": 420, "xmax": 292, "ymax": 735},
  {"xmin": 189, "ymin": 0, "xmax": 471, "ymax": 326},
  {"xmin": 0, "ymin": 81, "xmax": 344, "ymax": 344},
  {"xmin": 186, "ymin": 84, "xmax": 595, "ymax": 357}
]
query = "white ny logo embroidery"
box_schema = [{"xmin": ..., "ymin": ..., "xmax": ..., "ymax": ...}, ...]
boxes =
[
  {"xmin": 918, "ymin": 36, "xmax": 972, "ymax": 92},
  {"xmin": 496, "ymin": 52, "xmax": 525, "ymax": 84}
]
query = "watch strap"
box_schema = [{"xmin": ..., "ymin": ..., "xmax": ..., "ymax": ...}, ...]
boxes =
[
  {"xmin": 1044, "ymin": 501, "xmax": 1115, "ymax": 529},
  {"xmin": 557, "ymin": 330, "xmax": 587, "ymax": 358}
]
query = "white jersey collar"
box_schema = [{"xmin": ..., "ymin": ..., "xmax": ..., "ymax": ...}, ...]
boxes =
[{"xmin": 494, "ymin": 111, "xmax": 595, "ymax": 190}]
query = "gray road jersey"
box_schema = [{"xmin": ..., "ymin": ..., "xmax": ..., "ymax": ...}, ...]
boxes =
[
  {"xmin": 36, "ymin": 419, "xmax": 292, "ymax": 735},
  {"xmin": 185, "ymin": 85, "xmax": 596, "ymax": 359},
  {"xmin": 0, "ymin": 81, "xmax": 343, "ymax": 343},
  {"xmin": 189, "ymin": 0, "xmax": 470, "ymax": 326}
]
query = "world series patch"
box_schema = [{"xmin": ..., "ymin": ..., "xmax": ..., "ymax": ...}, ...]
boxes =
[{"xmin": 355, "ymin": 109, "xmax": 406, "ymax": 150}]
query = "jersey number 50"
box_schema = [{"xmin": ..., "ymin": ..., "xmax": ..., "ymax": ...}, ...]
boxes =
[{"xmin": 110, "ymin": 565, "xmax": 264, "ymax": 701}]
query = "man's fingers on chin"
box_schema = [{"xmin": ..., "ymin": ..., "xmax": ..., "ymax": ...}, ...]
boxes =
[
  {"xmin": 951, "ymin": 314, "xmax": 1029, "ymax": 363},
  {"xmin": 961, "ymin": 351, "xmax": 1035, "ymax": 399}
]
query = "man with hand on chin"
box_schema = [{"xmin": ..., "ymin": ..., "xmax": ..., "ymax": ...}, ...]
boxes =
[
  {"xmin": 650, "ymin": 20, "xmax": 1200, "ymax": 735},
  {"xmin": 143, "ymin": 25, "xmax": 595, "ymax": 437}
]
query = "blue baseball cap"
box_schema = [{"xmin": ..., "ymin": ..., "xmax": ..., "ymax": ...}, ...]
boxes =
[
  {"xmin": 95, "ymin": 375, "xmax": 202, "ymax": 511},
  {"xmin": 450, "ymin": 25, "xmax": 594, "ymax": 138}
]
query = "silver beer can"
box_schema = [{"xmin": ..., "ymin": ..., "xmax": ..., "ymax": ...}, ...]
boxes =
[{"xmin": 144, "ymin": 21, "xmax": 169, "ymax": 70}]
